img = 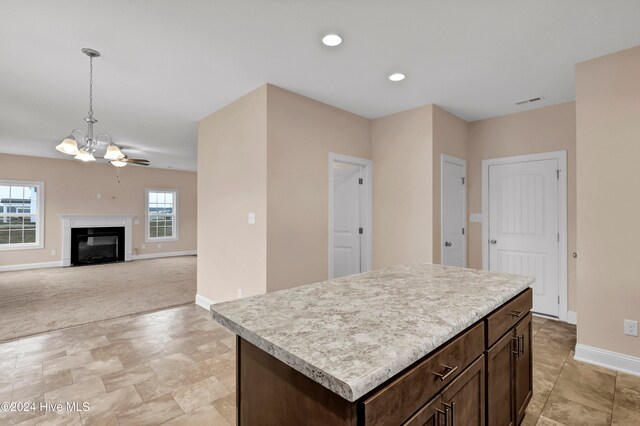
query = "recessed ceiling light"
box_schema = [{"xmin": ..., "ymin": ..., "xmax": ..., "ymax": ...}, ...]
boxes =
[
  {"xmin": 322, "ymin": 34, "xmax": 342, "ymax": 47},
  {"xmin": 389, "ymin": 73, "xmax": 405, "ymax": 82}
]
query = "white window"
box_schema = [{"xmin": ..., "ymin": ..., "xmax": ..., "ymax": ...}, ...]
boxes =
[
  {"xmin": 0, "ymin": 180, "xmax": 44, "ymax": 250},
  {"xmin": 145, "ymin": 189, "xmax": 178, "ymax": 242}
]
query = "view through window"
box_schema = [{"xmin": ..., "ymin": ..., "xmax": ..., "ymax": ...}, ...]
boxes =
[
  {"xmin": 0, "ymin": 181, "xmax": 43, "ymax": 248},
  {"xmin": 146, "ymin": 189, "xmax": 177, "ymax": 241}
]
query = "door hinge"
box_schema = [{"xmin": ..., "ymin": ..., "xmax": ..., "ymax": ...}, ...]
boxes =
[
  {"xmin": 556, "ymin": 170, "xmax": 560, "ymax": 180},
  {"xmin": 462, "ymin": 177, "xmax": 466, "ymax": 185},
  {"xmin": 359, "ymin": 227, "xmax": 363, "ymax": 235},
  {"xmin": 359, "ymin": 178, "xmax": 363, "ymax": 185},
  {"xmin": 462, "ymin": 227, "xmax": 465, "ymax": 235}
]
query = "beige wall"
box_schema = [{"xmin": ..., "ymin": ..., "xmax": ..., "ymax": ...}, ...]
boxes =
[
  {"xmin": 467, "ymin": 102, "xmax": 577, "ymax": 311},
  {"xmin": 576, "ymin": 46, "xmax": 640, "ymax": 357},
  {"xmin": 196, "ymin": 84, "xmax": 370, "ymax": 301},
  {"xmin": 266, "ymin": 85, "xmax": 371, "ymax": 292},
  {"xmin": 432, "ymin": 106, "xmax": 469, "ymax": 264},
  {"xmin": 197, "ymin": 86, "xmax": 268, "ymax": 302},
  {"xmin": 0, "ymin": 153, "xmax": 197, "ymax": 267},
  {"xmin": 371, "ymin": 105, "xmax": 434, "ymax": 269}
]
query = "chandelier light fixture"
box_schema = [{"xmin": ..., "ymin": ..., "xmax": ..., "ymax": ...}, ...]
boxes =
[{"xmin": 56, "ymin": 48, "xmax": 149, "ymax": 168}]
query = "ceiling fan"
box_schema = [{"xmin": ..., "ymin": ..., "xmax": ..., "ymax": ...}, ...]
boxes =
[
  {"xmin": 55, "ymin": 48, "xmax": 151, "ymax": 168},
  {"xmin": 110, "ymin": 156, "xmax": 150, "ymax": 167}
]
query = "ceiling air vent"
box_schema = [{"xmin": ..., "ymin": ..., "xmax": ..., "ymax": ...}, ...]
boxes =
[{"xmin": 515, "ymin": 96, "xmax": 544, "ymax": 106}]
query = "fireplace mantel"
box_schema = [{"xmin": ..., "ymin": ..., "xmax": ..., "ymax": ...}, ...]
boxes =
[{"xmin": 59, "ymin": 214, "xmax": 135, "ymax": 266}]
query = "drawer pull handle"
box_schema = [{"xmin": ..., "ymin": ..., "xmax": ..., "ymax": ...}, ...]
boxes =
[
  {"xmin": 519, "ymin": 334, "xmax": 525, "ymax": 356},
  {"xmin": 509, "ymin": 310, "xmax": 524, "ymax": 318},
  {"xmin": 434, "ymin": 364, "xmax": 458, "ymax": 381},
  {"xmin": 512, "ymin": 336, "xmax": 520, "ymax": 357},
  {"xmin": 444, "ymin": 402, "xmax": 455, "ymax": 425},
  {"xmin": 436, "ymin": 408, "xmax": 448, "ymax": 426}
]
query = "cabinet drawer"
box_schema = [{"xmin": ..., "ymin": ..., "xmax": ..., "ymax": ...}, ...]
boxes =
[
  {"xmin": 362, "ymin": 323, "xmax": 484, "ymax": 425},
  {"xmin": 485, "ymin": 288, "xmax": 532, "ymax": 348}
]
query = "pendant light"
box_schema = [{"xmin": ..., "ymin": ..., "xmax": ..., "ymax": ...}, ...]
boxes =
[{"xmin": 56, "ymin": 48, "xmax": 125, "ymax": 165}]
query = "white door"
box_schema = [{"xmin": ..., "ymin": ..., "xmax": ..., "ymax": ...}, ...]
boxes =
[
  {"xmin": 488, "ymin": 159, "xmax": 559, "ymax": 317},
  {"xmin": 441, "ymin": 155, "xmax": 466, "ymax": 267},
  {"xmin": 332, "ymin": 162, "xmax": 362, "ymax": 278}
]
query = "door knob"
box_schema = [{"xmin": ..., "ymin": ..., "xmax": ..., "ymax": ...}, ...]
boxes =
[
  {"xmin": 444, "ymin": 241, "xmax": 452, "ymax": 247},
  {"xmin": 490, "ymin": 239, "xmax": 497, "ymax": 244}
]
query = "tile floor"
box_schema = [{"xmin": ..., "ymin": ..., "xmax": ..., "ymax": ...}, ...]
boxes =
[
  {"xmin": 0, "ymin": 305, "xmax": 638, "ymax": 425},
  {"xmin": 525, "ymin": 316, "xmax": 640, "ymax": 425}
]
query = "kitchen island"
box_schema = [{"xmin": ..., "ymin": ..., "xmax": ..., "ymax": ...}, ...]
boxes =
[{"xmin": 210, "ymin": 263, "xmax": 534, "ymax": 425}]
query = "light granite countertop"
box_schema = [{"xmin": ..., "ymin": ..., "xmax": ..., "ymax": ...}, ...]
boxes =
[{"xmin": 210, "ymin": 263, "xmax": 533, "ymax": 402}]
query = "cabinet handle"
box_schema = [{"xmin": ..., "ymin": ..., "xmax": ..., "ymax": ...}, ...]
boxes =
[
  {"xmin": 436, "ymin": 408, "xmax": 448, "ymax": 426},
  {"xmin": 443, "ymin": 402, "xmax": 456, "ymax": 426},
  {"xmin": 434, "ymin": 365, "xmax": 458, "ymax": 381},
  {"xmin": 512, "ymin": 336, "xmax": 520, "ymax": 357},
  {"xmin": 509, "ymin": 310, "xmax": 524, "ymax": 318},
  {"xmin": 519, "ymin": 335, "xmax": 525, "ymax": 356}
]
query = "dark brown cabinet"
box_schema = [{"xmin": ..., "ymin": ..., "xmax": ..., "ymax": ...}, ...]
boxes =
[
  {"xmin": 403, "ymin": 394, "xmax": 444, "ymax": 426},
  {"xmin": 486, "ymin": 331, "xmax": 515, "ymax": 426},
  {"xmin": 485, "ymin": 308, "xmax": 533, "ymax": 426},
  {"xmin": 404, "ymin": 356, "xmax": 485, "ymax": 426},
  {"xmin": 441, "ymin": 356, "xmax": 485, "ymax": 426},
  {"xmin": 514, "ymin": 313, "xmax": 533, "ymax": 424},
  {"xmin": 235, "ymin": 289, "xmax": 532, "ymax": 426}
]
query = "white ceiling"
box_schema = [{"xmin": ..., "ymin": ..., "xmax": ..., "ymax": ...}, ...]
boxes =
[{"xmin": 1, "ymin": 1, "xmax": 639, "ymax": 171}]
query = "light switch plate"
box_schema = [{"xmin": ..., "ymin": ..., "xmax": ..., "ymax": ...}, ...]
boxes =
[
  {"xmin": 248, "ymin": 212, "xmax": 256, "ymax": 224},
  {"xmin": 470, "ymin": 213, "xmax": 482, "ymax": 223},
  {"xmin": 624, "ymin": 320, "xmax": 638, "ymax": 337},
  {"xmin": 96, "ymin": 193, "xmax": 101, "ymax": 199},
  {"xmin": 50, "ymin": 250, "xmax": 56, "ymax": 256},
  {"xmin": 134, "ymin": 219, "xmax": 140, "ymax": 225}
]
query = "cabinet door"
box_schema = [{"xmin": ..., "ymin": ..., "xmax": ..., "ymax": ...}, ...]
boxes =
[
  {"xmin": 403, "ymin": 396, "xmax": 443, "ymax": 426},
  {"xmin": 514, "ymin": 313, "xmax": 533, "ymax": 425},
  {"xmin": 486, "ymin": 330, "xmax": 516, "ymax": 426},
  {"xmin": 441, "ymin": 356, "xmax": 485, "ymax": 426}
]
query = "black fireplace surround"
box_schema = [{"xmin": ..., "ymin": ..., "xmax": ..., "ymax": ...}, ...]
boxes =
[{"xmin": 70, "ymin": 227, "xmax": 125, "ymax": 266}]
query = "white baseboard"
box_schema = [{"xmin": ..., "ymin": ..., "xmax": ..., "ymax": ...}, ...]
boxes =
[
  {"xmin": 0, "ymin": 250, "xmax": 196, "ymax": 272},
  {"xmin": 575, "ymin": 343, "xmax": 640, "ymax": 377},
  {"xmin": 132, "ymin": 250, "xmax": 196, "ymax": 260},
  {"xmin": 195, "ymin": 294, "xmax": 215, "ymax": 310},
  {"xmin": 567, "ymin": 310, "xmax": 577, "ymax": 325},
  {"xmin": 0, "ymin": 261, "xmax": 63, "ymax": 272}
]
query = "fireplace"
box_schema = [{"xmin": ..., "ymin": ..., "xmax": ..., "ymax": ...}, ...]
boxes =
[
  {"xmin": 59, "ymin": 214, "xmax": 135, "ymax": 267},
  {"xmin": 70, "ymin": 227, "xmax": 125, "ymax": 265}
]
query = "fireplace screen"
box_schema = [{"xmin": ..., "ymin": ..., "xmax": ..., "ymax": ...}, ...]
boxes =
[{"xmin": 71, "ymin": 227, "xmax": 125, "ymax": 266}]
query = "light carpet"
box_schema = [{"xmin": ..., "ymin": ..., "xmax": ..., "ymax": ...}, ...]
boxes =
[{"xmin": 0, "ymin": 256, "xmax": 196, "ymax": 342}]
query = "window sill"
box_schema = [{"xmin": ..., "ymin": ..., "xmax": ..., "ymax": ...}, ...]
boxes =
[{"xmin": 145, "ymin": 237, "xmax": 179, "ymax": 243}]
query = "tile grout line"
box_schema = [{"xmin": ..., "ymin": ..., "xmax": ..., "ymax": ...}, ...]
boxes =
[
  {"xmin": 610, "ymin": 372, "xmax": 618, "ymax": 424},
  {"xmin": 532, "ymin": 320, "xmax": 572, "ymax": 425}
]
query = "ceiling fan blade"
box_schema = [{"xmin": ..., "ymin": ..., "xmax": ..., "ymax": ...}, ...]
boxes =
[{"xmin": 123, "ymin": 159, "xmax": 150, "ymax": 166}]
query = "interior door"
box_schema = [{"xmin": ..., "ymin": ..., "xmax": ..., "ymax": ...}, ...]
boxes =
[
  {"xmin": 488, "ymin": 159, "xmax": 559, "ymax": 317},
  {"xmin": 332, "ymin": 162, "xmax": 362, "ymax": 278},
  {"xmin": 442, "ymin": 156, "xmax": 466, "ymax": 267}
]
